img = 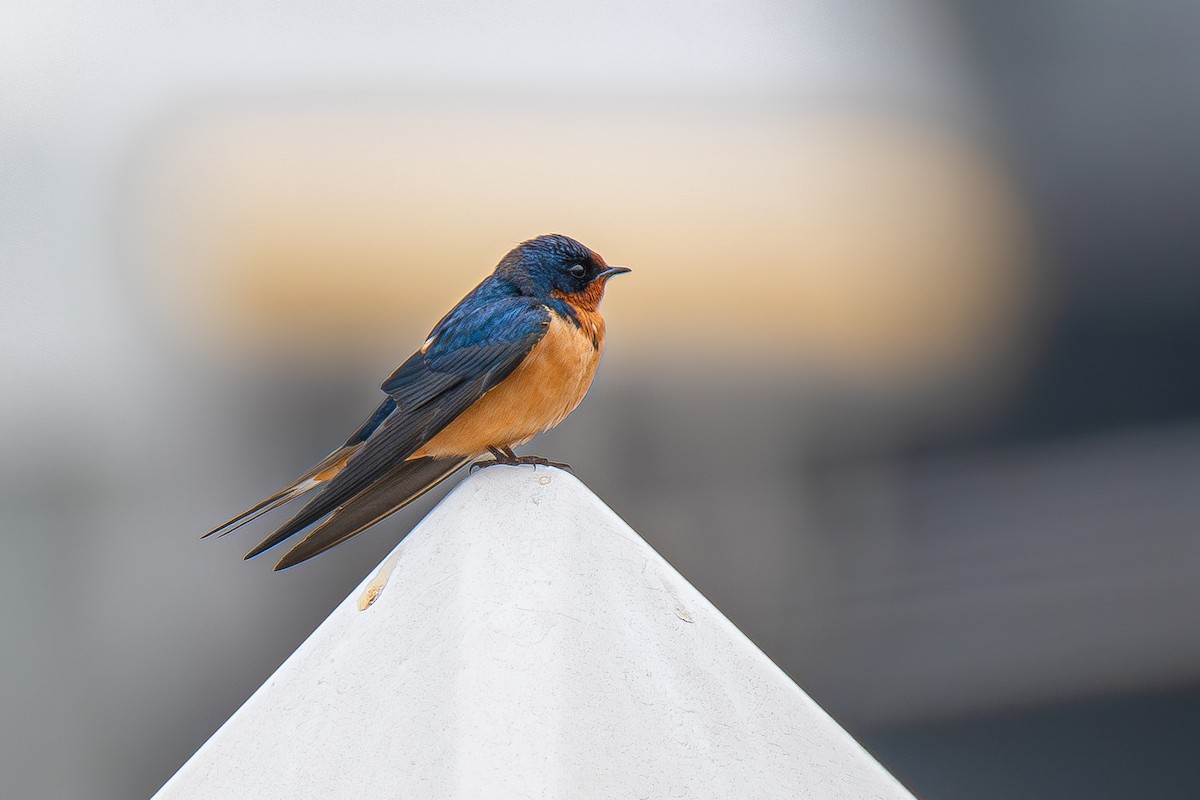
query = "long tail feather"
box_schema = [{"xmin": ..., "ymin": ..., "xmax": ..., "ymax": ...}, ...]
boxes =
[
  {"xmin": 204, "ymin": 397, "xmax": 397, "ymax": 539},
  {"xmin": 206, "ymin": 479, "xmax": 318, "ymax": 539},
  {"xmin": 203, "ymin": 446, "xmax": 356, "ymax": 539},
  {"xmin": 263, "ymin": 456, "xmax": 470, "ymax": 570},
  {"xmin": 258, "ymin": 381, "xmax": 482, "ymax": 550}
]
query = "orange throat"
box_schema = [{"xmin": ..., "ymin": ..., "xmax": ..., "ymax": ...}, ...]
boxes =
[{"xmin": 550, "ymin": 287, "xmax": 608, "ymax": 349}]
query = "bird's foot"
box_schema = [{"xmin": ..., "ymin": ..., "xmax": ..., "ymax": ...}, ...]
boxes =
[
  {"xmin": 471, "ymin": 453, "xmax": 573, "ymax": 473},
  {"xmin": 511, "ymin": 455, "xmax": 574, "ymax": 472}
]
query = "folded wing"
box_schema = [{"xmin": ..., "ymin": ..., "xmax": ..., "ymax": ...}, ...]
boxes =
[{"xmin": 243, "ymin": 296, "xmax": 551, "ymax": 563}]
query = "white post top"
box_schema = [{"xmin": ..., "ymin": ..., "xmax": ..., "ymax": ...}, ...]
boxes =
[{"xmin": 156, "ymin": 466, "xmax": 915, "ymax": 799}]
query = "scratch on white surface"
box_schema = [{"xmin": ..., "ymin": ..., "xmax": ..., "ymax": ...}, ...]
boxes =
[
  {"xmin": 358, "ymin": 548, "xmax": 403, "ymax": 611},
  {"xmin": 658, "ymin": 572, "xmax": 695, "ymax": 624}
]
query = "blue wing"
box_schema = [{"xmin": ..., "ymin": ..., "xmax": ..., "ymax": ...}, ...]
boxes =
[{"xmin": 244, "ymin": 290, "xmax": 551, "ymax": 562}]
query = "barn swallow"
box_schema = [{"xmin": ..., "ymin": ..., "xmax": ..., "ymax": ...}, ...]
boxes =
[{"xmin": 206, "ymin": 234, "xmax": 630, "ymax": 570}]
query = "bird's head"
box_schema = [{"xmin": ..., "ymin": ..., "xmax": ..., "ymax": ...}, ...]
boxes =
[{"xmin": 497, "ymin": 234, "xmax": 631, "ymax": 310}]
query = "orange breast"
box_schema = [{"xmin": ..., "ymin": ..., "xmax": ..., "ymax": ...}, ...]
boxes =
[{"xmin": 413, "ymin": 309, "xmax": 605, "ymax": 458}]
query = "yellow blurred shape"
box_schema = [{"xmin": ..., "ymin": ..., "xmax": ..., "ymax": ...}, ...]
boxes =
[{"xmin": 131, "ymin": 99, "xmax": 1030, "ymax": 379}]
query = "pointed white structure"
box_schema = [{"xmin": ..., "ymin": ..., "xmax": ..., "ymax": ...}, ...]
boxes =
[{"xmin": 156, "ymin": 467, "xmax": 914, "ymax": 799}]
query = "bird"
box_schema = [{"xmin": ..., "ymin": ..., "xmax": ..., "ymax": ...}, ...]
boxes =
[{"xmin": 205, "ymin": 234, "xmax": 631, "ymax": 570}]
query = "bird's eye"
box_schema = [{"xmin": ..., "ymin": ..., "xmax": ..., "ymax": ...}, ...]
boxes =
[{"xmin": 568, "ymin": 263, "xmax": 587, "ymax": 279}]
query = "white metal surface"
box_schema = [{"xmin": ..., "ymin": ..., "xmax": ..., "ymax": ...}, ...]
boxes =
[{"xmin": 155, "ymin": 466, "xmax": 915, "ymax": 799}]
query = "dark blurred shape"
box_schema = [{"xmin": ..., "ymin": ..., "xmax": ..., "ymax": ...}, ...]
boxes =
[
  {"xmin": 867, "ymin": 687, "xmax": 1200, "ymax": 800},
  {"xmin": 951, "ymin": 0, "xmax": 1200, "ymax": 441}
]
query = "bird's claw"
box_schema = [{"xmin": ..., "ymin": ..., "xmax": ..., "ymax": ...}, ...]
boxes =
[
  {"xmin": 515, "ymin": 455, "xmax": 574, "ymax": 472},
  {"xmin": 471, "ymin": 455, "xmax": 573, "ymax": 473}
]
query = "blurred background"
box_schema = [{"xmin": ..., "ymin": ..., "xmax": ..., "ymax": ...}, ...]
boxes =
[{"xmin": 3, "ymin": 1, "xmax": 1199, "ymax": 797}]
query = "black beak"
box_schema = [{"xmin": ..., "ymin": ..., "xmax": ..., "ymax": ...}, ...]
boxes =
[{"xmin": 598, "ymin": 266, "xmax": 632, "ymax": 279}]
